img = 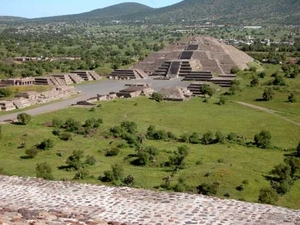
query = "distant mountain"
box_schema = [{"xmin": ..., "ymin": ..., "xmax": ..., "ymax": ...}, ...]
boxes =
[
  {"xmin": 2, "ymin": 0, "xmax": 300, "ymax": 24},
  {"xmin": 34, "ymin": 2, "xmax": 153, "ymax": 21},
  {"xmin": 0, "ymin": 16, "xmax": 27, "ymax": 22},
  {"xmin": 126, "ymin": 0, "xmax": 300, "ymax": 24}
]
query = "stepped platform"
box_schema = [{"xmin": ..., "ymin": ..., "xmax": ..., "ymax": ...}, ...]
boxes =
[
  {"xmin": 187, "ymin": 82, "xmax": 207, "ymax": 95},
  {"xmin": 69, "ymin": 73, "xmax": 84, "ymax": 84},
  {"xmin": 182, "ymin": 71, "xmax": 213, "ymax": 81},
  {"xmin": 50, "ymin": 74, "xmax": 74, "ymax": 85},
  {"xmin": 109, "ymin": 69, "xmax": 147, "ymax": 80},
  {"xmin": 0, "ymin": 176, "xmax": 299, "ymax": 225}
]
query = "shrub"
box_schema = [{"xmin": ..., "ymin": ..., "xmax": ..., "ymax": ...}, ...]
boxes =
[
  {"xmin": 60, "ymin": 132, "xmax": 72, "ymax": 141},
  {"xmin": 227, "ymin": 132, "xmax": 238, "ymax": 142},
  {"xmin": 152, "ymin": 92, "xmax": 164, "ymax": 102},
  {"xmin": 218, "ymin": 96, "xmax": 226, "ymax": 105},
  {"xmin": 123, "ymin": 175, "xmax": 135, "ymax": 186},
  {"xmin": 25, "ymin": 148, "xmax": 39, "ymax": 158},
  {"xmin": 273, "ymin": 75, "xmax": 286, "ymax": 86},
  {"xmin": 254, "ymin": 130, "xmax": 271, "ymax": 149},
  {"xmin": 189, "ymin": 132, "xmax": 201, "ymax": 144},
  {"xmin": 37, "ymin": 139, "xmax": 54, "ymax": 150},
  {"xmin": 146, "ymin": 125, "xmax": 156, "ymax": 139},
  {"xmin": 65, "ymin": 150, "xmax": 84, "ymax": 170},
  {"xmin": 65, "ymin": 118, "xmax": 81, "ymax": 132},
  {"xmin": 153, "ymin": 129, "xmax": 168, "ymax": 140},
  {"xmin": 257, "ymin": 71, "xmax": 266, "ymax": 78},
  {"xmin": 36, "ymin": 162, "xmax": 54, "ymax": 180},
  {"xmin": 52, "ymin": 129, "xmax": 61, "ymax": 136},
  {"xmin": 73, "ymin": 168, "xmax": 90, "ymax": 180},
  {"xmin": 52, "ymin": 118, "xmax": 63, "ymax": 128},
  {"xmin": 249, "ymin": 66, "xmax": 257, "ymax": 72},
  {"xmin": 120, "ymin": 121, "xmax": 137, "ymax": 135},
  {"xmin": 202, "ymin": 131, "xmax": 214, "ymax": 145},
  {"xmin": 288, "ymin": 93, "xmax": 296, "ymax": 103},
  {"xmin": 258, "ymin": 187, "xmax": 279, "ymax": 205},
  {"xmin": 105, "ymin": 147, "xmax": 120, "ymax": 156},
  {"xmin": 230, "ymin": 67, "xmax": 240, "ymax": 74},
  {"xmin": 17, "ymin": 113, "xmax": 31, "ymax": 125},
  {"xmin": 85, "ymin": 155, "xmax": 96, "ymax": 165},
  {"xmin": 250, "ymin": 76, "xmax": 259, "ymax": 86},
  {"xmin": 0, "ymin": 88, "xmax": 13, "ymax": 98},
  {"xmin": 101, "ymin": 170, "xmax": 114, "ymax": 182},
  {"xmin": 197, "ymin": 182, "xmax": 220, "ymax": 195},
  {"xmin": 236, "ymin": 184, "xmax": 244, "ymax": 191},
  {"xmin": 215, "ymin": 131, "xmax": 226, "ymax": 144}
]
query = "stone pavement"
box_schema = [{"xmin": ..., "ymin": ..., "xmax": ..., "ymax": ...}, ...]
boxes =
[{"xmin": 0, "ymin": 176, "xmax": 299, "ymax": 225}]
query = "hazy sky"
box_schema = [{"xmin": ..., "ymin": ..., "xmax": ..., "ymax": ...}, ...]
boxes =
[{"xmin": 0, "ymin": 0, "xmax": 182, "ymax": 18}]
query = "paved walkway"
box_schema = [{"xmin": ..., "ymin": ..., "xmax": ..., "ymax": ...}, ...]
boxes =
[{"xmin": 0, "ymin": 176, "xmax": 299, "ymax": 225}]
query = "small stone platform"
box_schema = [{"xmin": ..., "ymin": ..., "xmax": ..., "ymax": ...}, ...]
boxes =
[{"xmin": 0, "ymin": 176, "xmax": 299, "ymax": 225}]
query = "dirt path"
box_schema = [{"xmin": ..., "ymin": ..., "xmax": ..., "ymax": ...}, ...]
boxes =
[{"xmin": 234, "ymin": 101, "xmax": 300, "ymax": 127}]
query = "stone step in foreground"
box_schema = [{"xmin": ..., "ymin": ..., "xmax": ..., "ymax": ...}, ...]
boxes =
[{"xmin": 0, "ymin": 176, "xmax": 299, "ymax": 225}]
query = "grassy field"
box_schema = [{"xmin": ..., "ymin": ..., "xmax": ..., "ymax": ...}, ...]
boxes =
[{"xmin": 0, "ymin": 96, "xmax": 299, "ymax": 208}]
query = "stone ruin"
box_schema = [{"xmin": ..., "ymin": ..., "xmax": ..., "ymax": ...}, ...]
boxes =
[
  {"xmin": 0, "ymin": 70, "xmax": 102, "ymax": 87},
  {"xmin": 0, "ymin": 86, "xmax": 79, "ymax": 111},
  {"xmin": 158, "ymin": 87, "xmax": 192, "ymax": 101},
  {"xmin": 0, "ymin": 175, "xmax": 299, "ymax": 225}
]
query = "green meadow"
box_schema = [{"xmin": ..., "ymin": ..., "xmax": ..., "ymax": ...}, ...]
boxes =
[{"xmin": 0, "ymin": 97, "xmax": 299, "ymax": 208}]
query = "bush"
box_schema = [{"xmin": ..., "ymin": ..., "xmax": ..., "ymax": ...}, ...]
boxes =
[
  {"xmin": 36, "ymin": 162, "xmax": 54, "ymax": 180},
  {"xmin": 258, "ymin": 187, "xmax": 279, "ymax": 205},
  {"xmin": 236, "ymin": 184, "xmax": 244, "ymax": 191},
  {"xmin": 262, "ymin": 87, "xmax": 275, "ymax": 101},
  {"xmin": 52, "ymin": 118, "xmax": 63, "ymax": 128},
  {"xmin": 37, "ymin": 139, "xmax": 54, "ymax": 150},
  {"xmin": 215, "ymin": 131, "xmax": 226, "ymax": 144},
  {"xmin": 60, "ymin": 132, "xmax": 72, "ymax": 141},
  {"xmin": 121, "ymin": 121, "xmax": 137, "ymax": 135},
  {"xmin": 153, "ymin": 129, "xmax": 168, "ymax": 140},
  {"xmin": 288, "ymin": 93, "xmax": 296, "ymax": 103},
  {"xmin": 65, "ymin": 150, "xmax": 84, "ymax": 170},
  {"xmin": 197, "ymin": 182, "xmax": 220, "ymax": 195},
  {"xmin": 189, "ymin": 132, "xmax": 201, "ymax": 144},
  {"xmin": 65, "ymin": 118, "xmax": 81, "ymax": 132},
  {"xmin": 218, "ymin": 96, "xmax": 226, "ymax": 105},
  {"xmin": 273, "ymin": 75, "xmax": 286, "ymax": 86},
  {"xmin": 105, "ymin": 147, "xmax": 120, "ymax": 156},
  {"xmin": 152, "ymin": 92, "xmax": 164, "ymax": 102},
  {"xmin": 85, "ymin": 155, "xmax": 96, "ymax": 165},
  {"xmin": 254, "ymin": 130, "xmax": 271, "ymax": 149},
  {"xmin": 230, "ymin": 67, "xmax": 240, "ymax": 74},
  {"xmin": 17, "ymin": 113, "xmax": 31, "ymax": 125},
  {"xmin": 25, "ymin": 148, "xmax": 39, "ymax": 158},
  {"xmin": 0, "ymin": 88, "xmax": 13, "ymax": 98},
  {"xmin": 202, "ymin": 131, "xmax": 214, "ymax": 145},
  {"xmin": 73, "ymin": 168, "xmax": 90, "ymax": 180},
  {"xmin": 123, "ymin": 175, "xmax": 135, "ymax": 186},
  {"xmin": 257, "ymin": 71, "xmax": 266, "ymax": 78},
  {"xmin": 227, "ymin": 132, "xmax": 238, "ymax": 142}
]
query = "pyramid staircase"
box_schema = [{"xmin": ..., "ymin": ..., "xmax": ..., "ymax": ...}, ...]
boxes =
[
  {"xmin": 69, "ymin": 74, "xmax": 84, "ymax": 84},
  {"xmin": 109, "ymin": 69, "xmax": 147, "ymax": 80}
]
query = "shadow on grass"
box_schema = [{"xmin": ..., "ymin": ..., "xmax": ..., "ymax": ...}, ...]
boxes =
[
  {"xmin": 20, "ymin": 156, "xmax": 32, "ymax": 159},
  {"xmin": 255, "ymin": 98, "xmax": 266, "ymax": 102}
]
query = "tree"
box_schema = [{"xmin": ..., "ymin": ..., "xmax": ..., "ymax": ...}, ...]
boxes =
[
  {"xmin": 230, "ymin": 67, "xmax": 240, "ymax": 74},
  {"xmin": 201, "ymin": 84, "xmax": 215, "ymax": 97},
  {"xmin": 258, "ymin": 187, "xmax": 278, "ymax": 205},
  {"xmin": 250, "ymin": 76, "xmax": 259, "ymax": 86},
  {"xmin": 146, "ymin": 125, "xmax": 156, "ymax": 139},
  {"xmin": 197, "ymin": 182, "xmax": 220, "ymax": 195},
  {"xmin": 25, "ymin": 148, "xmax": 39, "ymax": 158},
  {"xmin": 0, "ymin": 88, "xmax": 13, "ymax": 98},
  {"xmin": 152, "ymin": 92, "xmax": 163, "ymax": 102},
  {"xmin": 262, "ymin": 87, "xmax": 274, "ymax": 101},
  {"xmin": 297, "ymin": 142, "xmax": 300, "ymax": 157},
  {"xmin": 215, "ymin": 131, "xmax": 226, "ymax": 144},
  {"xmin": 273, "ymin": 75, "xmax": 286, "ymax": 86},
  {"xmin": 36, "ymin": 162, "xmax": 54, "ymax": 180},
  {"xmin": 288, "ymin": 93, "xmax": 296, "ymax": 103},
  {"xmin": 66, "ymin": 150, "xmax": 84, "ymax": 170},
  {"xmin": 271, "ymin": 163, "xmax": 292, "ymax": 180},
  {"xmin": 73, "ymin": 168, "xmax": 90, "ymax": 180},
  {"xmin": 37, "ymin": 139, "xmax": 54, "ymax": 150},
  {"xmin": 120, "ymin": 121, "xmax": 137, "ymax": 134},
  {"xmin": 218, "ymin": 96, "xmax": 226, "ymax": 105},
  {"xmin": 202, "ymin": 131, "xmax": 214, "ymax": 145},
  {"xmin": 254, "ymin": 130, "xmax": 271, "ymax": 149},
  {"xmin": 17, "ymin": 113, "xmax": 31, "ymax": 125},
  {"xmin": 169, "ymin": 145, "xmax": 189, "ymax": 169}
]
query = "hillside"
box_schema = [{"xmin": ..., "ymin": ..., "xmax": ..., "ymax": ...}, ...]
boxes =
[
  {"xmin": 126, "ymin": 0, "xmax": 300, "ymax": 24},
  {"xmin": 0, "ymin": 16, "xmax": 27, "ymax": 22},
  {"xmin": 34, "ymin": 2, "xmax": 153, "ymax": 21},
  {"xmin": 2, "ymin": 0, "xmax": 299, "ymax": 24}
]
